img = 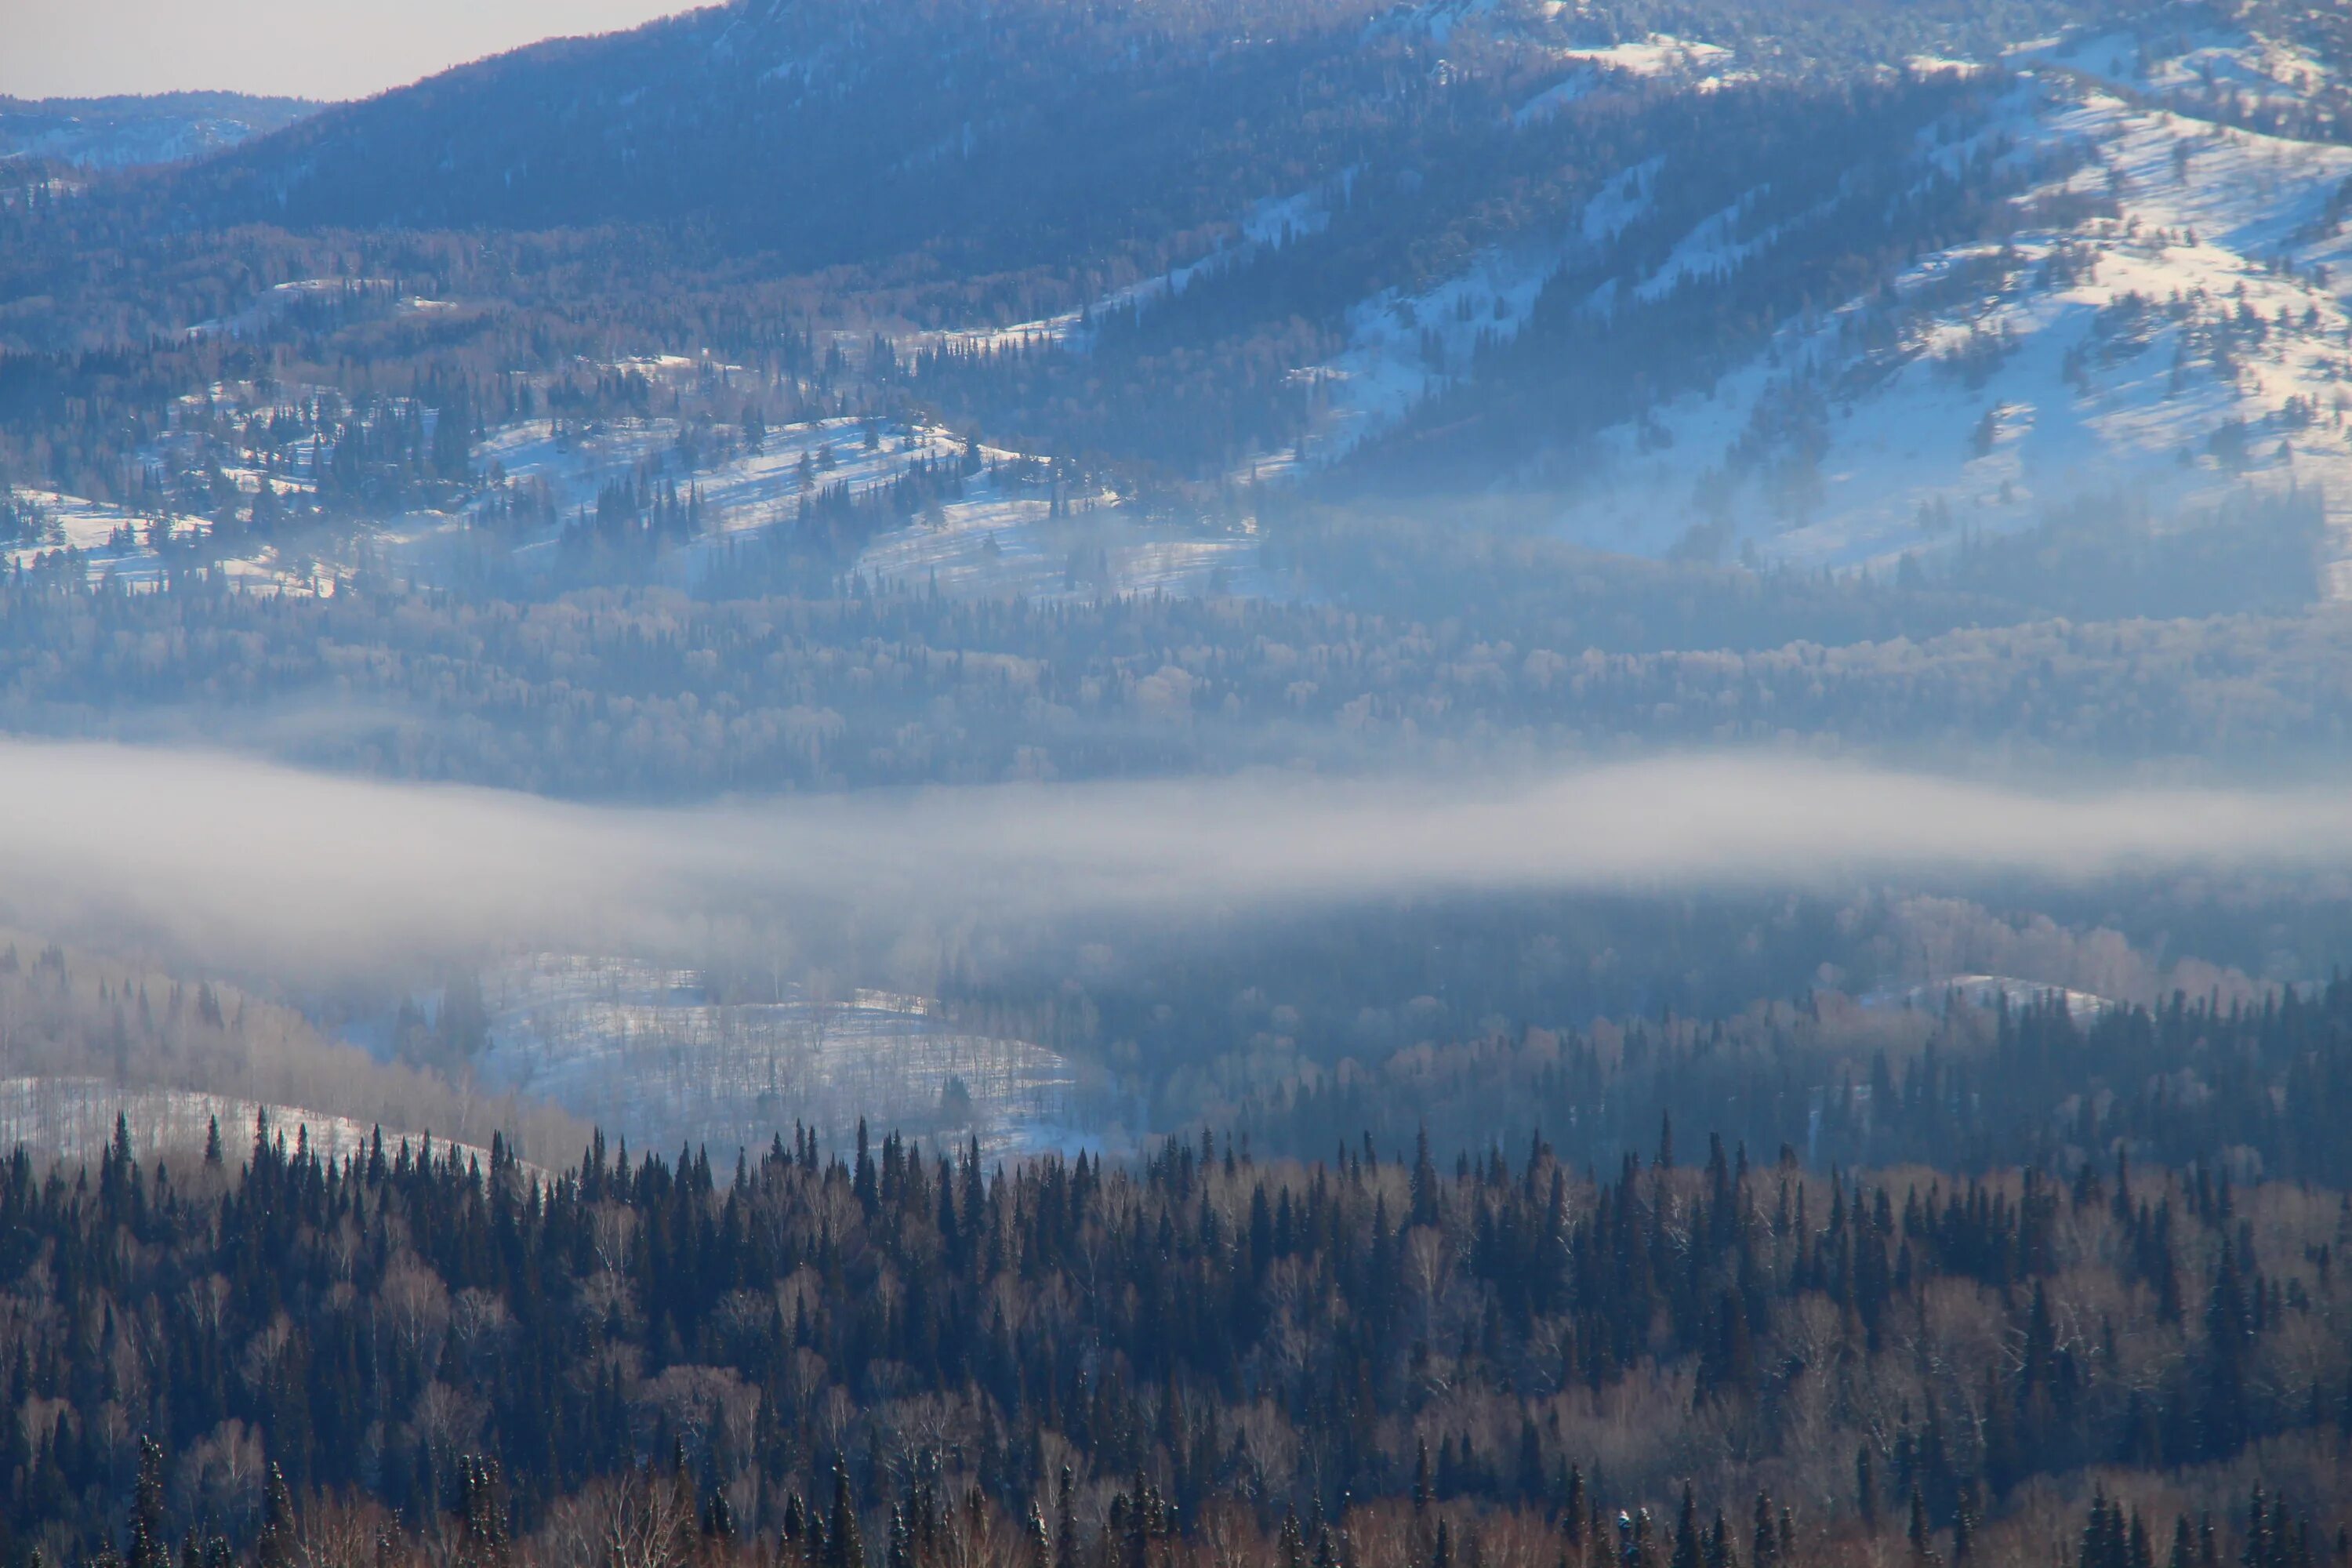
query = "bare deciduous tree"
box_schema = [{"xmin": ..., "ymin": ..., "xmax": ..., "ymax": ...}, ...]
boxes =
[{"xmin": 534, "ymin": 1465, "xmax": 697, "ymax": 1568}]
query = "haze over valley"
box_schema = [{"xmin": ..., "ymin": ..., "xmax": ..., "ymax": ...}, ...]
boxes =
[{"xmin": 7, "ymin": 4, "xmax": 2352, "ymax": 1568}]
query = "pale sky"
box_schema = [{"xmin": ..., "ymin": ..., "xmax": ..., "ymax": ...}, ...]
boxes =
[{"xmin": 2, "ymin": 0, "xmax": 705, "ymax": 102}]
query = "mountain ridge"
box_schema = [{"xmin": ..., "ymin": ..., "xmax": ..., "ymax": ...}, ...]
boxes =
[{"xmin": 7, "ymin": 0, "xmax": 2352, "ymax": 600}]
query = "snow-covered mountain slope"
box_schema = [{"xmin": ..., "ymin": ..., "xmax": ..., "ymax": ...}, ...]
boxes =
[
  {"xmin": 927, "ymin": 184, "xmax": 1343, "ymax": 359},
  {"xmin": 2023, "ymin": 20, "xmax": 2342, "ymax": 124},
  {"xmin": 1214, "ymin": 13, "xmax": 2351, "ymax": 588},
  {"xmin": 1533, "ymin": 71, "xmax": 2352, "ymax": 578},
  {"xmin": 12, "ymin": 372, "xmax": 1268, "ymax": 604},
  {"xmin": 1279, "ymin": 157, "xmax": 1663, "ymax": 468},
  {"xmin": 30, "ymin": 0, "xmax": 2352, "ymax": 610}
]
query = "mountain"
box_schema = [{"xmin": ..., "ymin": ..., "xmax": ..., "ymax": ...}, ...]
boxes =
[
  {"xmin": 5, "ymin": 0, "xmax": 2352, "ymax": 604},
  {"xmin": 168, "ymin": 0, "xmax": 1406, "ymax": 273},
  {"xmin": 0, "ymin": 90, "xmax": 318, "ymax": 170},
  {"xmin": 14, "ymin": 13, "xmax": 2352, "ymax": 1561},
  {"xmin": 1354, "ymin": 26, "xmax": 2352, "ymax": 575}
]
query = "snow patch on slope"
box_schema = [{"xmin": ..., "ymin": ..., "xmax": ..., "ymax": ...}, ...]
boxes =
[
  {"xmin": 1293, "ymin": 158, "xmax": 1661, "ymax": 460},
  {"xmin": 1632, "ymin": 183, "xmax": 1784, "ymax": 303},
  {"xmin": 1514, "ymin": 71, "xmax": 1597, "ymax": 125},
  {"xmin": 1558, "ymin": 34, "xmax": 1730, "ymax": 78},
  {"xmin": 1546, "ymin": 78, "xmax": 2352, "ymax": 583},
  {"xmin": 471, "ymin": 406, "xmax": 1268, "ymax": 601},
  {"xmin": 2025, "ymin": 24, "xmax": 2336, "ymax": 112}
]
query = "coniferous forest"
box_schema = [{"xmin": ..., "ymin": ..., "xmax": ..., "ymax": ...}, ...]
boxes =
[
  {"xmin": 9, "ymin": 980, "xmax": 2352, "ymax": 1568},
  {"xmin": 13, "ymin": 2, "xmax": 2352, "ymax": 1568}
]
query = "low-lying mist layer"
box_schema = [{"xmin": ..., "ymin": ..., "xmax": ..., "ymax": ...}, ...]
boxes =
[{"xmin": 2, "ymin": 739, "xmax": 2349, "ymax": 983}]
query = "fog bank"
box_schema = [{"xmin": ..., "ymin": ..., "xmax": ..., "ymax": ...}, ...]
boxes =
[{"xmin": 0, "ymin": 739, "xmax": 2341, "ymax": 978}]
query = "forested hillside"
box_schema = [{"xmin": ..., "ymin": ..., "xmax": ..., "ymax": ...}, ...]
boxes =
[
  {"xmin": 0, "ymin": 94, "xmax": 314, "ymax": 172},
  {"xmin": 0, "ymin": 543, "xmax": 2336, "ymax": 799},
  {"xmin": 8, "ymin": 985, "xmax": 2352, "ymax": 1568},
  {"xmin": 16, "ymin": 0, "xmax": 2350, "ymax": 561},
  {"xmin": 10, "ymin": 5, "xmax": 2352, "ymax": 1568}
]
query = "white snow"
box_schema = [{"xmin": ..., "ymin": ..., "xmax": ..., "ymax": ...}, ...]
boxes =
[
  {"xmin": 1286, "ymin": 159, "xmax": 1659, "ymax": 459},
  {"xmin": 183, "ymin": 276, "xmax": 402, "ymax": 339},
  {"xmin": 2024, "ymin": 24, "xmax": 2336, "ymax": 112},
  {"xmin": 1218, "ymin": 47, "xmax": 2352, "ymax": 584},
  {"xmin": 1631, "ymin": 183, "xmax": 1787, "ymax": 303},
  {"xmin": 0, "ymin": 1076, "xmax": 522, "ymax": 1173},
  {"xmin": 1544, "ymin": 75, "xmax": 2352, "ymax": 577},
  {"xmin": 1581, "ymin": 156, "xmax": 1661, "ymax": 243},
  {"xmin": 1555, "ymin": 34, "xmax": 1730, "ymax": 78},
  {"xmin": 1860, "ymin": 974, "xmax": 2112, "ymax": 1022},
  {"xmin": 5, "ymin": 488, "xmax": 184, "ymax": 590},
  {"xmin": 477, "ymin": 955, "xmax": 1115, "ymax": 1160},
  {"xmin": 1514, "ymin": 71, "xmax": 1596, "ymax": 126},
  {"xmin": 6, "ymin": 481, "xmax": 350, "ymax": 597},
  {"xmin": 472, "ymin": 409, "xmax": 1268, "ymax": 601}
]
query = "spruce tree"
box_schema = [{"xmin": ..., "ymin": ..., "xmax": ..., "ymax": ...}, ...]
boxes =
[{"xmin": 256, "ymin": 1466, "xmax": 296, "ymax": 1568}]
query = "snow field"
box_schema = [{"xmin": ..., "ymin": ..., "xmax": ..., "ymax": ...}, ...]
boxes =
[
  {"xmin": 0, "ymin": 1076, "xmax": 517, "ymax": 1174},
  {"xmin": 478, "ymin": 408, "xmax": 1268, "ymax": 601},
  {"xmin": 477, "ymin": 955, "xmax": 1100, "ymax": 1161}
]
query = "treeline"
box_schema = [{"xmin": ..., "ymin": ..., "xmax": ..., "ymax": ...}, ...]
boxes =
[
  {"xmin": 0, "ymin": 550, "xmax": 2341, "ymax": 798},
  {"xmin": 1210, "ymin": 980, "xmax": 2352, "ymax": 1186},
  {"xmin": 4, "ymin": 1097, "xmax": 2349, "ymax": 1568},
  {"xmin": 0, "ymin": 935, "xmax": 585, "ymax": 1167}
]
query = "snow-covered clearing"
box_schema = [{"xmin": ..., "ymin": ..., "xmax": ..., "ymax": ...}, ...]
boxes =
[
  {"xmin": 6, "ymin": 485, "xmax": 346, "ymax": 597},
  {"xmin": 1556, "ymin": 34, "xmax": 1730, "ymax": 78},
  {"xmin": 6, "ymin": 488, "xmax": 183, "ymax": 590},
  {"xmin": 0, "ymin": 1076, "xmax": 517, "ymax": 1172},
  {"xmin": 474, "ymin": 409, "xmax": 1268, "ymax": 600},
  {"xmin": 1860, "ymin": 973, "xmax": 2113, "ymax": 1021},
  {"xmin": 2024, "ymin": 24, "xmax": 2336, "ymax": 112},
  {"xmin": 477, "ymin": 956, "xmax": 1111, "ymax": 1160},
  {"xmin": 1510, "ymin": 28, "xmax": 1736, "ymax": 125}
]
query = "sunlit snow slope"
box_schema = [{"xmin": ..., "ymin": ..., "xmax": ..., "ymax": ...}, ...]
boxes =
[
  {"xmin": 1556, "ymin": 71, "xmax": 2352, "ymax": 579},
  {"xmin": 1282, "ymin": 20, "xmax": 2352, "ymax": 583}
]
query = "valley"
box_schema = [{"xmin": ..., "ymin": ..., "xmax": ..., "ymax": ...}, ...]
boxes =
[{"xmin": 7, "ymin": 2, "xmax": 2352, "ymax": 1566}]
